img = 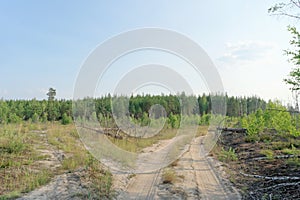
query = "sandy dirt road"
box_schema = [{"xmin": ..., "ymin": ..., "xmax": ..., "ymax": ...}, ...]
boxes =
[
  {"xmin": 117, "ymin": 136, "xmax": 241, "ymax": 200},
  {"xmin": 184, "ymin": 137, "xmax": 241, "ymax": 199}
]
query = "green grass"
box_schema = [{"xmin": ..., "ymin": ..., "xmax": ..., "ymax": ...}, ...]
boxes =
[
  {"xmin": 286, "ymin": 157, "xmax": 300, "ymax": 167},
  {"xmin": 260, "ymin": 149, "xmax": 274, "ymax": 160},
  {"xmin": 282, "ymin": 144, "xmax": 300, "ymax": 156}
]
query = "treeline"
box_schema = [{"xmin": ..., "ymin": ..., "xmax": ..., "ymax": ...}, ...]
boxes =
[
  {"xmin": 0, "ymin": 99, "xmax": 72, "ymax": 124},
  {"xmin": 0, "ymin": 93, "xmax": 267, "ymax": 125}
]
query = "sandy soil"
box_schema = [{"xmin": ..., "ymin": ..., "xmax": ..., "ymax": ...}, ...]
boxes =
[{"xmin": 116, "ymin": 136, "xmax": 241, "ymax": 199}]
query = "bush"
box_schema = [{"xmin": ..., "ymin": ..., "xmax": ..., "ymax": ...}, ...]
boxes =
[
  {"xmin": 168, "ymin": 113, "xmax": 179, "ymax": 128},
  {"xmin": 61, "ymin": 113, "xmax": 72, "ymax": 125}
]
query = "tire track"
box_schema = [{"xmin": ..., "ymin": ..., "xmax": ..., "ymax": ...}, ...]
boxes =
[
  {"xmin": 118, "ymin": 136, "xmax": 241, "ymax": 199},
  {"xmin": 186, "ymin": 136, "xmax": 241, "ymax": 200}
]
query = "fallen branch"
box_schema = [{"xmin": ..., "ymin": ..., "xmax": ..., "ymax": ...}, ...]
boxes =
[
  {"xmin": 249, "ymin": 155, "xmax": 299, "ymax": 161},
  {"xmin": 258, "ymin": 181, "xmax": 300, "ymax": 191},
  {"xmin": 240, "ymin": 172, "xmax": 300, "ymax": 181}
]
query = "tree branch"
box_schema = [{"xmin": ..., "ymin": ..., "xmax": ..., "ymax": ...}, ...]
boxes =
[{"xmin": 240, "ymin": 172, "xmax": 300, "ymax": 181}]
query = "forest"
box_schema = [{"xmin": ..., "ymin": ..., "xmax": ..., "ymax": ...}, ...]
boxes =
[{"xmin": 0, "ymin": 92, "xmax": 268, "ymax": 125}]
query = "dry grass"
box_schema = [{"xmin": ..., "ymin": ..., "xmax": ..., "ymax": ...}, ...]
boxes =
[
  {"xmin": 109, "ymin": 125, "xmax": 209, "ymax": 153},
  {"xmin": 162, "ymin": 168, "xmax": 177, "ymax": 184},
  {"xmin": 0, "ymin": 122, "xmax": 114, "ymax": 199}
]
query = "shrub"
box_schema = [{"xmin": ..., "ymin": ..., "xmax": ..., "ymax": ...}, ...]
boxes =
[
  {"xmin": 61, "ymin": 113, "xmax": 72, "ymax": 125},
  {"xmin": 241, "ymin": 109, "xmax": 265, "ymax": 136},
  {"xmin": 218, "ymin": 147, "xmax": 238, "ymax": 162}
]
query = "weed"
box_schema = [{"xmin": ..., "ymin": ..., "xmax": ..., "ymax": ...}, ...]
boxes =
[
  {"xmin": 271, "ymin": 141, "xmax": 290, "ymax": 150},
  {"xmin": 218, "ymin": 147, "xmax": 238, "ymax": 162},
  {"xmin": 282, "ymin": 144, "xmax": 300, "ymax": 156},
  {"xmin": 286, "ymin": 157, "xmax": 300, "ymax": 167},
  {"xmin": 260, "ymin": 149, "xmax": 274, "ymax": 160},
  {"xmin": 245, "ymin": 134, "xmax": 260, "ymax": 143},
  {"xmin": 86, "ymin": 156, "xmax": 115, "ymax": 199},
  {"xmin": 162, "ymin": 168, "xmax": 177, "ymax": 184},
  {"xmin": 128, "ymin": 173, "xmax": 136, "ymax": 179}
]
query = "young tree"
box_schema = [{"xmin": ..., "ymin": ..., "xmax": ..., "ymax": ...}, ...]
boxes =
[
  {"xmin": 269, "ymin": 1, "xmax": 300, "ymax": 110},
  {"xmin": 46, "ymin": 88, "xmax": 58, "ymax": 121},
  {"xmin": 47, "ymin": 88, "xmax": 56, "ymax": 101}
]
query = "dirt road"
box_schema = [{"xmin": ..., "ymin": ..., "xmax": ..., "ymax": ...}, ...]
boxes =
[
  {"xmin": 117, "ymin": 136, "xmax": 241, "ymax": 199},
  {"xmin": 183, "ymin": 137, "xmax": 241, "ymax": 199}
]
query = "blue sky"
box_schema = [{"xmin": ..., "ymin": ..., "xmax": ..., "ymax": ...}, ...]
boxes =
[{"xmin": 0, "ymin": 0, "xmax": 296, "ymax": 102}]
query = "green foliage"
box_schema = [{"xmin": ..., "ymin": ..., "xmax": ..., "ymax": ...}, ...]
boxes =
[
  {"xmin": 8, "ymin": 113, "xmax": 21, "ymax": 123},
  {"xmin": 85, "ymin": 156, "xmax": 114, "ymax": 199},
  {"xmin": 31, "ymin": 113, "xmax": 40, "ymax": 123},
  {"xmin": 260, "ymin": 149, "xmax": 274, "ymax": 160},
  {"xmin": 241, "ymin": 102, "xmax": 300, "ymax": 137},
  {"xmin": 168, "ymin": 112, "xmax": 179, "ymax": 128},
  {"xmin": 46, "ymin": 88, "xmax": 56, "ymax": 101},
  {"xmin": 241, "ymin": 109, "xmax": 264, "ymax": 135},
  {"xmin": 61, "ymin": 113, "xmax": 72, "ymax": 125},
  {"xmin": 286, "ymin": 157, "xmax": 300, "ymax": 167},
  {"xmin": 264, "ymin": 102, "xmax": 295, "ymax": 134},
  {"xmin": 199, "ymin": 113, "xmax": 211, "ymax": 125},
  {"xmin": 245, "ymin": 134, "xmax": 260, "ymax": 143},
  {"xmin": 282, "ymin": 144, "xmax": 300, "ymax": 156},
  {"xmin": 218, "ymin": 147, "xmax": 238, "ymax": 162},
  {"xmin": 0, "ymin": 129, "xmax": 26, "ymax": 154},
  {"xmin": 141, "ymin": 112, "xmax": 150, "ymax": 126},
  {"xmin": 282, "ymin": 26, "xmax": 300, "ymax": 120}
]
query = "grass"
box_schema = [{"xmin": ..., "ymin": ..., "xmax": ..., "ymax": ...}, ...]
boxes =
[
  {"xmin": 162, "ymin": 168, "xmax": 177, "ymax": 184},
  {"xmin": 109, "ymin": 128, "xmax": 178, "ymax": 152},
  {"xmin": 0, "ymin": 122, "xmax": 114, "ymax": 199},
  {"xmin": 286, "ymin": 157, "xmax": 300, "ymax": 167},
  {"xmin": 84, "ymin": 155, "xmax": 115, "ymax": 199},
  {"xmin": 109, "ymin": 125, "xmax": 208, "ymax": 153},
  {"xmin": 282, "ymin": 144, "xmax": 300, "ymax": 156},
  {"xmin": 260, "ymin": 149, "xmax": 274, "ymax": 160}
]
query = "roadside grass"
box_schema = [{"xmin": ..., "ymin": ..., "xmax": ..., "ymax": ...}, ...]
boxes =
[
  {"xmin": 109, "ymin": 128, "xmax": 178, "ymax": 152},
  {"xmin": 162, "ymin": 168, "xmax": 177, "ymax": 184},
  {"xmin": 0, "ymin": 122, "xmax": 114, "ymax": 199},
  {"xmin": 85, "ymin": 155, "xmax": 115, "ymax": 199}
]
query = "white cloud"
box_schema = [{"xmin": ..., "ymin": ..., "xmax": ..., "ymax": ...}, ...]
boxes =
[
  {"xmin": 218, "ymin": 40, "xmax": 277, "ymax": 64},
  {"xmin": 215, "ymin": 40, "xmax": 292, "ymax": 102}
]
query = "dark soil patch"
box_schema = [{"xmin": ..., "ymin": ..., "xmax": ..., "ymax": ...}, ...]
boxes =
[{"xmin": 213, "ymin": 131, "xmax": 300, "ymax": 200}]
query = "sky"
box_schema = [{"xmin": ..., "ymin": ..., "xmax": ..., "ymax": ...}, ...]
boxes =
[{"xmin": 0, "ymin": 0, "xmax": 298, "ymax": 103}]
